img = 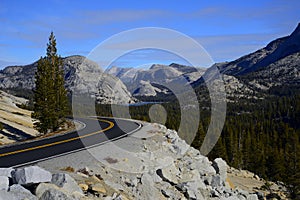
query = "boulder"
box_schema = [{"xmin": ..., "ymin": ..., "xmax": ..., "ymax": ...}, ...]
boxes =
[
  {"xmin": 12, "ymin": 166, "xmax": 52, "ymax": 185},
  {"xmin": 195, "ymin": 157, "xmax": 216, "ymax": 176},
  {"xmin": 138, "ymin": 173, "xmax": 161, "ymax": 200},
  {"xmin": 51, "ymin": 173, "xmax": 83, "ymax": 194},
  {"xmin": 0, "ymin": 176, "xmax": 9, "ymax": 191},
  {"xmin": 39, "ymin": 188, "xmax": 75, "ymax": 200},
  {"xmin": 211, "ymin": 175, "xmax": 224, "ymax": 188},
  {"xmin": 247, "ymin": 194, "xmax": 259, "ymax": 200},
  {"xmin": 213, "ymin": 158, "xmax": 228, "ymax": 182},
  {"xmin": 35, "ymin": 183, "xmax": 61, "ymax": 198},
  {"xmin": 177, "ymin": 181, "xmax": 208, "ymax": 200},
  {"xmin": 9, "ymin": 184, "xmax": 32, "ymax": 194},
  {"xmin": 36, "ymin": 183, "xmax": 77, "ymax": 200},
  {"xmin": 0, "ymin": 168, "xmax": 14, "ymax": 178},
  {"xmin": 0, "ymin": 185, "xmax": 37, "ymax": 200},
  {"xmin": 157, "ymin": 163, "xmax": 180, "ymax": 184}
]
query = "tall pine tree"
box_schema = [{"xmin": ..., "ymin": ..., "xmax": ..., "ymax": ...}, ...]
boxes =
[{"xmin": 32, "ymin": 32, "xmax": 68, "ymax": 134}]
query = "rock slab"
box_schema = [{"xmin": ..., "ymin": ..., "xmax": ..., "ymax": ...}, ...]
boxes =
[{"xmin": 12, "ymin": 166, "xmax": 52, "ymax": 185}]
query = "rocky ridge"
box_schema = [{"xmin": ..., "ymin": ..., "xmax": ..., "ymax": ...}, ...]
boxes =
[{"xmin": 107, "ymin": 63, "xmax": 206, "ymax": 97}]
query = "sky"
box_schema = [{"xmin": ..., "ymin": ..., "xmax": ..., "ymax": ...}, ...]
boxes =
[{"xmin": 0, "ymin": 0, "xmax": 300, "ymax": 69}]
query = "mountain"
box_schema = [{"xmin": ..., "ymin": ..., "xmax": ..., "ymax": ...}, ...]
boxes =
[
  {"xmin": 0, "ymin": 55, "xmax": 135, "ymax": 104},
  {"xmin": 244, "ymin": 52, "xmax": 300, "ymax": 92},
  {"xmin": 132, "ymin": 63, "xmax": 205, "ymax": 86},
  {"xmin": 132, "ymin": 80, "xmax": 171, "ymax": 97},
  {"xmin": 108, "ymin": 63, "xmax": 206, "ymax": 97},
  {"xmin": 106, "ymin": 66, "xmax": 143, "ymax": 84},
  {"xmin": 217, "ymin": 23, "xmax": 300, "ymax": 76},
  {"xmin": 191, "ymin": 23, "xmax": 300, "ymax": 100}
]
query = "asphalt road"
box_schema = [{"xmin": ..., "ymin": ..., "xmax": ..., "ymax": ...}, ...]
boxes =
[{"xmin": 0, "ymin": 117, "xmax": 141, "ymax": 168}]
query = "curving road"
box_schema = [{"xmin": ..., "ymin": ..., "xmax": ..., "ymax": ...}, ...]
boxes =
[{"xmin": 0, "ymin": 117, "xmax": 141, "ymax": 168}]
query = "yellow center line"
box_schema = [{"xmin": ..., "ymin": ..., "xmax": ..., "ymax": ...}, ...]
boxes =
[{"xmin": 0, "ymin": 119, "xmax": 114, "ymax": 157}]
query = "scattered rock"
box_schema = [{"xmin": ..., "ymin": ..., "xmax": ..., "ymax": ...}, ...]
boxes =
[
  {"xmin": 253, "ymin": 175, "xmax": 260, "ymax": 180},
  {"xmin": 39, "ymin": 188, "xmax": 75, "ymax": 200},
  {"xmin": 78, "ymin": 183, "xmax": 88, "ymax": 191},
  {"xmin": 77, "ymin": 167, "xmax": 90, "ymax": 176},
  {"xmin": 91, "ymin": 183, "xmax": 106, "ymax": 194},
  {"xmin": 247, "ymin": 194, "xmax": 259, "ymax": 200},
  {"xmin": 51, "ymin": 173, "xmax": 83, "ymax": 195}
]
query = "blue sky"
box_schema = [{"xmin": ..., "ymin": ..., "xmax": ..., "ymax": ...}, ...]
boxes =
[{"xmin": 0, "ymin": 0, "xmax": 300, "ymax": 69}]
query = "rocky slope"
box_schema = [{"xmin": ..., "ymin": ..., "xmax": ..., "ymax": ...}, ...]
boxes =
[
  {"xmin": 244, "ymin": 52, "xmax": 300, "ymax": 91},
  {"xmin": 131, "ymin": 80, "xmax": 170, "ymax": 97},
  {"xmin": 192, "ymin": 23, "xmax": 300, "ymax": 100},
  {"xmin": 0, "ymin": 122, "xmax": 286, "ymax": 199},
  {"xmin": 0, "ymin": 90, "xmax": 38, "ymax": 144},
  {"xmin": 106, "ymin": 66, "xmax": 142, "ymax": 85},
  {"xmin": 0, "ymin": 56, "xmax": 135, "ymax": 104}
]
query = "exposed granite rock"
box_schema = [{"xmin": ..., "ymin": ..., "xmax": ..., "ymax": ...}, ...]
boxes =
[
  {"xmin": 0, "ymin": 168, "xmax": 14, "ymax": 178},
  {"xmin": 12, "ymin": 166, "xmax": 52, "ymax": 185},
  {"xmin": 51, "ymin": 173, "xmax": 83, "ymax": 195},
  {"xmin": 0, "ymin": 176, "xmax": 9, "ymax": 191},
  {"xmin": 213, "ymin": 158, "xmax": 228, "ymax": 183}
]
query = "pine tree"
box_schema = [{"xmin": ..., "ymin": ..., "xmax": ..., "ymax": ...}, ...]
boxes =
[{"xmin": 32, "ymin": 32, "xmax": 68, "ymax": 134}]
